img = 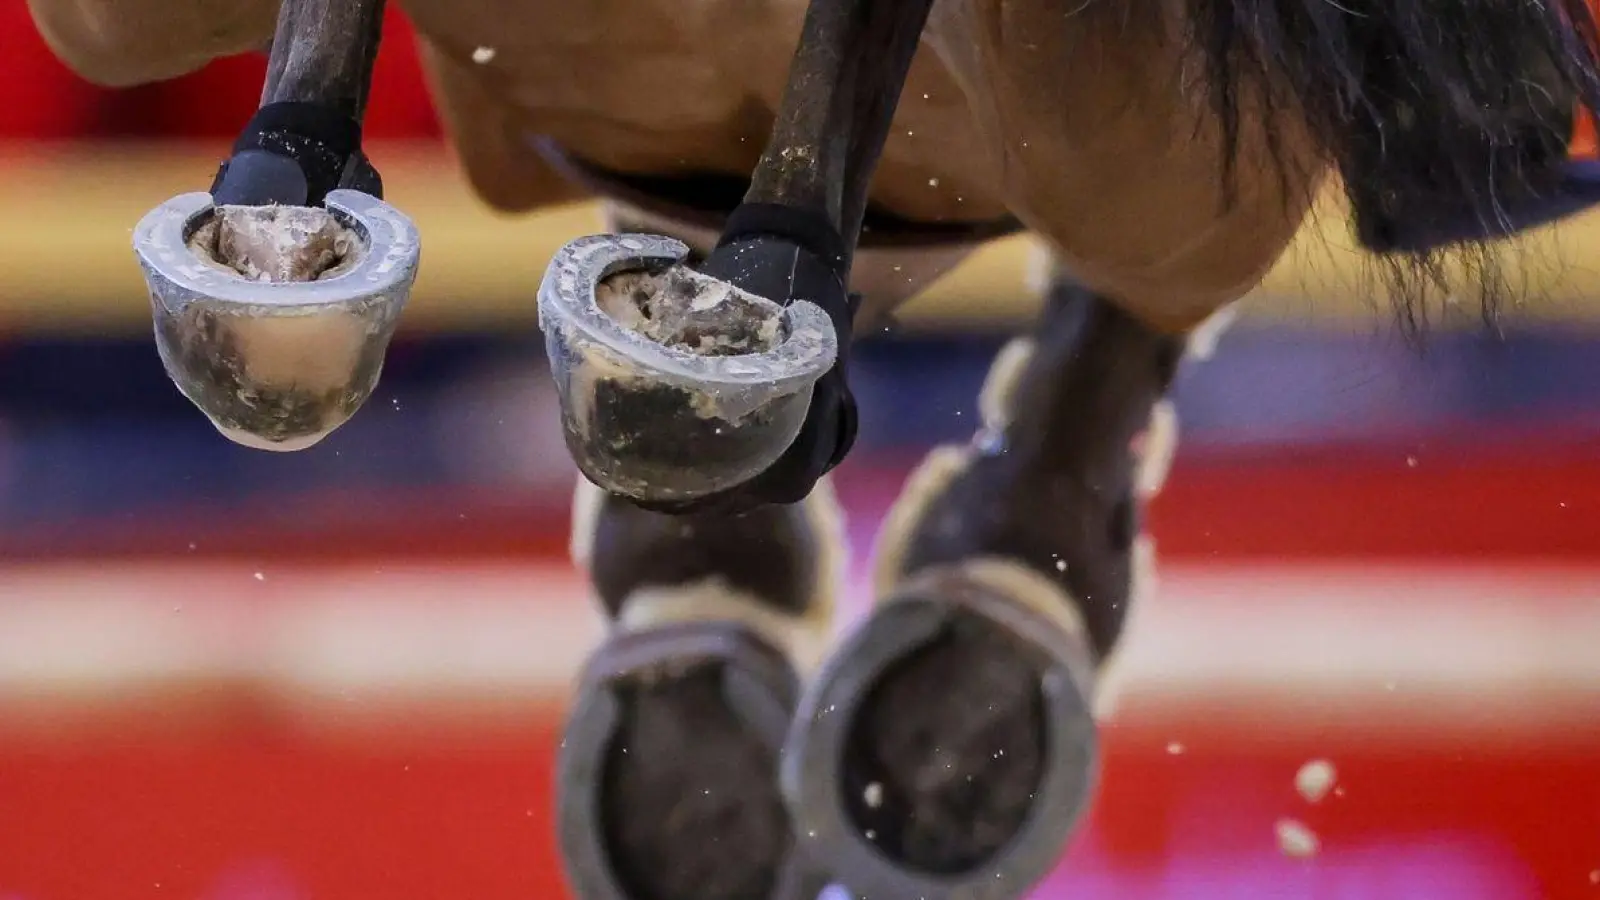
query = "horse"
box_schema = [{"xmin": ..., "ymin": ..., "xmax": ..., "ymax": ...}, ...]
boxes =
[{"xmin": 28, "ymin": 0, "xmax": 1600, "ymax": 896}]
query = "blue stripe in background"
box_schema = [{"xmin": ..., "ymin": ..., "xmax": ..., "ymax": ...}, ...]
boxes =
[{"xmin": 0, "ymin": 323, "xmax": 1596, "ymax": 528}]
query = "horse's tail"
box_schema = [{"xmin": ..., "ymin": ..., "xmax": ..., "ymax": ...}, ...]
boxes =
[{"xmin": 1186, "ymin": 0, "xmax": 1600, "ymax": 263}]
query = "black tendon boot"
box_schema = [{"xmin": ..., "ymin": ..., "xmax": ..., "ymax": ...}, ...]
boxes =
[
  {"xmin": 781, "ymin": 278, "xmax": 1200, "ymax": 900},
  {"xmin": 556, "ymin": 479, "xmax": 846, "ymax": 900}
]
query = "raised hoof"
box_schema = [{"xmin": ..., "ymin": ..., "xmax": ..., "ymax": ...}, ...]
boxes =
[
  {"xmin": 537, "ymin": 234, "xmax": 836, "ymax": 506},
  {"xmin": 557, "ymin": 621, "xmax": 818, "ymax": 900},
  {"xmin": 782, "ymin": 569, "xmax": 1098, "ymax": 900},
  {"xmin": 132, "ymin": 190, "xmax": 419, "ymax": 451}
]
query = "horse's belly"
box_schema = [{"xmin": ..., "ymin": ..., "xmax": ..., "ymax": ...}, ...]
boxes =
[{"xmin": 400, "ymin": 0, "xmax": 1008, "ymax": 223}]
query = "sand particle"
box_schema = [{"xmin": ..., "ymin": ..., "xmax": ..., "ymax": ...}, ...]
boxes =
[
  {"xmin": 1295, "ymin": 759, "xmax": 1337, "ymax": 804},
  {"xmin": 1275, "ymin": 818, "xmax": 1320, "ymax": 859}
]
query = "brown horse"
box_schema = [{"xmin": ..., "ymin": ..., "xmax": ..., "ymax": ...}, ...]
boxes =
[{"xmin": 29, "ymin": 0, "xmax": 1600, "ymax": 896}]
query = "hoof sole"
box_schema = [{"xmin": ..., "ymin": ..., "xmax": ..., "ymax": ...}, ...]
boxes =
[
  {"xmin": 782, "ymin": 573, "xmax": 1098, "ymax": 900},
  {"xmin": 558, "ymin": 621, "xmax": 820, "ymax": 900}
]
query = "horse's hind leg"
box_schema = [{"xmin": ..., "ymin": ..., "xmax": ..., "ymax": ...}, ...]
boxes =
[
  {"xmin": 556, "ymin": 476, "xmax": 845, "ymax": 900},
  {"xmin": 783, "ymin": 271, "xmax": 1211, "ymax": 898}
]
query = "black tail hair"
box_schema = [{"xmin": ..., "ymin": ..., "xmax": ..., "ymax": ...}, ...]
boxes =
[{"xmin": 1185, "ymin": 0, "xmax": 1600, "ymax": 335}]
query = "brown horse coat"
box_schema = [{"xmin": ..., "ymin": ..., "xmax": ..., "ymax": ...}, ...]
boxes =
[{"xmin": 31, "ymin": 0, "xmax": 1324, "ymax": 331}]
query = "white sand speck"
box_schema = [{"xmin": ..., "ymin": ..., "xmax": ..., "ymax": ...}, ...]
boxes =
[
  {"xmin": 1295, "ymin": 759, "xmax": 1337, "ymax": 804},
  {"xmin": 863, "ymin": 782, "xmax": 883, "ymax": 809},
  {"xmin": 1275, "ymin": 818, "xmax": 1320, "ymax": 859}
]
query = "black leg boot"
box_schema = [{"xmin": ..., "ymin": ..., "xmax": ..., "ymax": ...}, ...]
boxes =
[{"xmin": 781, "ymin": 276, "xmax": 1210, "ymax": 900}]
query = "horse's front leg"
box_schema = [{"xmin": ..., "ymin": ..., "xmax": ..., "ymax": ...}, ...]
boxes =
[
  {"xmin": 131, "ymin": 0, "xmax": 420, "ymax": 451},
  {"xmin": 540, "ymin": 0, "xmax": 934, "ymax": 515},
  {"xmin": 543, "ymin": 2, "xmax": 932, "ymax": 899}
]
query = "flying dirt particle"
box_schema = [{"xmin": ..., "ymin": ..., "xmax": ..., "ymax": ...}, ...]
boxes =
[
  {"xmin": 1275, "ymin": 818, "xmax": 1320, "ymax": 859},
  {"xmin": 863, "ymin": 782, "xmax": 883, "ymax": 808},
  {"xmin": 928, "ymin": 177, "xmax": 940, "ymax": 188},
  {"xmin": 1406, "ymin": 455, "xmax": 1418, "ymax": 468},
  {"xmin": 253, "ymin": 572, "xmax": 266, "ymax": 582},
  {"xmin": 1166, "ymin": 741, "xmax": 1186, "ymax": 755},
  {"xmin": 472, "ymin": 46, "xmax": 496, "ymax": 64},
  {"xmin": 1295, "ymin": 759, "xmax": 1337, "ymax": 804}
]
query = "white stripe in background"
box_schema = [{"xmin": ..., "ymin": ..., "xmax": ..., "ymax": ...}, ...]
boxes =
[{"xmin": 0, "ymin": 563, "xmax": 1597, "ymax": 737}]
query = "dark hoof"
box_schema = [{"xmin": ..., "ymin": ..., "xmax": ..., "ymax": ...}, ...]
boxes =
[
  {"xmin": 133, "ymin": 190, "xmax": 419, "ymax": 451},
  {"xmin": 537, "ymin": 234, "xmax": 836, "ymax": 506},
  {"xmin": 558, "ymin": 621, "xmax": 819, "ymax": 900},
  {"xmin": 782, "ymin": 570, "xmax": 1098, "ymax": 900}
]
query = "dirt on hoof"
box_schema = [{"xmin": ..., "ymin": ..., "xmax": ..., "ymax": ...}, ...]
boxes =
[
  {"xmin": 596, "ymin": 267, "xmax": 783, "ymax": 357},
  {"xmin": 189, "ymin": 205, "xmax": 360, "ymax": 283},
  {"xmin": 840, "ymin": 610, "xmax": 1048, "ymax": 874},
  {"xmin": 600, "ymin": 664, "xmax": 790, "ymax": 900}
]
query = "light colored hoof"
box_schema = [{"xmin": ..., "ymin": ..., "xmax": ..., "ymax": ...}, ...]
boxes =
[
  {"xmin": 537, "ymin": 233, "xmax": 837, "ymax": 505},
  {"xmin": 132, "ymin": 190, "xmax": 419, "ymax": 451}
]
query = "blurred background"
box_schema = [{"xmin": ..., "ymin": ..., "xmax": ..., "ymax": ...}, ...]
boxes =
[{"xmin": 3, "ymin": 6, "xmax": 1600, "ymax": 899}]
